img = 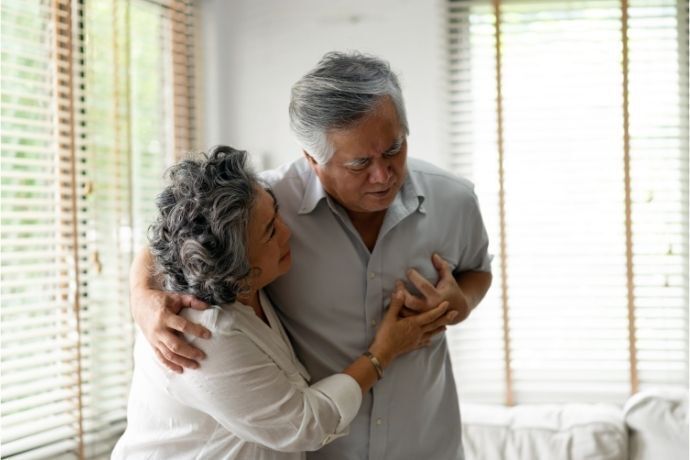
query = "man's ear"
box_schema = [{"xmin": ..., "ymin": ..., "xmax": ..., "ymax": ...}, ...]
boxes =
[
  {"xmin": 303, "ymin": 150, "xmax": 318, "ymax": 165},
  {"xmin": 303, "ymin": 151, "xmax": 322, "ymax": 174}
]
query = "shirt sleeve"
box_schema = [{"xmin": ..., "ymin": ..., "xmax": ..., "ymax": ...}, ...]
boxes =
[
  {"xmin": 455, "ymin": 188, "xmax": 492, "ymax": 275},
  {"xmin": 168, "ymin": 326, "xmax": 362, "ymax": 452}
]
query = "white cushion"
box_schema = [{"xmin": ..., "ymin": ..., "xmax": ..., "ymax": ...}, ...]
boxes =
[
  {"xmin": 461, "ymin": 403, "xmax": 627, "ymax": 460},
  {"xmin": 623, "ymin": 390, "xmax": 689, "ymax": 460}
]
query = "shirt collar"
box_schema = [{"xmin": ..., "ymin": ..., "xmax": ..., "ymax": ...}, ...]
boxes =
[
  {"xmin": 401, "ymin": 165, "xmax": 427, "ymax": 214},
  {"xmin": 297, "ymin": 163, "xmax": 427, "ymax": 216},
  {"xmin": 298, "ymin": 167, "xmax": 329, "ymax": 215}
]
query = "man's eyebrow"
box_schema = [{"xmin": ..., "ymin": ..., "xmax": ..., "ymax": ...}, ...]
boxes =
[
  {"xmin": 384, "ymin": 136, "xmax": 404, "ymax": 154},
  {"xmin": 345, "ymin": 156, "xmax": 370, "ymax": 165},
  {"xmin": 344, "ymin": 137, "xmax": 405, "ymax": 165}
]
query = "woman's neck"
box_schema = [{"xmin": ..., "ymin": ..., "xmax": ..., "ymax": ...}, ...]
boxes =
[
  {"xmin": 237, "ymin": 289, "xmax": 269, "ymax": 325},
  {"xmin": 238, "ymin": 289, "xmax": 260, "ymax": 310}
]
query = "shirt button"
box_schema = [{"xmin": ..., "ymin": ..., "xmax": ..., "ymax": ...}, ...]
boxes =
[
  {"xmin": 368, "ymin": 272, "xmax": 376, "ymax": 280},
  {"xmin": 376, "ymin": 418, "xmax": 383, "ymax": 425}
]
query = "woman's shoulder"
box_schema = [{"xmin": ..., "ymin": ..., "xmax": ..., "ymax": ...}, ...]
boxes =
[{"xmin": 180, "ymin": 303, "xmax": 248, "ymax": 336}]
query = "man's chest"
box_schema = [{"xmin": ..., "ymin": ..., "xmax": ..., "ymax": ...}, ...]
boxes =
[{"xmin": 270, "ymin": 206, "xmax": 464, "ymax": 319}]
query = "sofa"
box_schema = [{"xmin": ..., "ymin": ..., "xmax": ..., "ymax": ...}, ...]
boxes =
[{"xmin": 460, "ymin": 390, "xmax": 688, "ymax": 460}]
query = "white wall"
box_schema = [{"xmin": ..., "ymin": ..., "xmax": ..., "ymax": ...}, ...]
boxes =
[{"xmin": 199, "ymin": 0, "xmax": 449, "ymax": 170}]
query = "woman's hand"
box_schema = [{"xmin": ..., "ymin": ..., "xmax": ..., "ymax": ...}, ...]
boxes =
[{"xmin": 368, "ymin": 291, "xmax": 457, "ymax": 368}]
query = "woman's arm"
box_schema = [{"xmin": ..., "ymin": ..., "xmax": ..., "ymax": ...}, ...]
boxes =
[
  {"xmin": 170, "ymin": 324, "xmax": 357, "ymax": 452},
  {"xmin": 170, "ymin": 293, "xmax": 455, "ymax": 452}
]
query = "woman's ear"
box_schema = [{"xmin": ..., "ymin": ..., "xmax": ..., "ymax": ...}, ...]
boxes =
[
  {"xmin": 237, "ymin": 266, "xmax": 262, "ymax": 294},
  {"xmin": 247, "ymin": 266, "xmax": 263, "ymax": 288}
]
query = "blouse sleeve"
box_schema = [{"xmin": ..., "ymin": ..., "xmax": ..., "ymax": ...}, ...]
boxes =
[{"xmin": 168, "ymin": 325, "xmax": 362, "ymax": 452}]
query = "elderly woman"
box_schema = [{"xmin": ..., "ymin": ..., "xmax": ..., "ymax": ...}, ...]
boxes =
[{"xmin": 112, "ymin": 146, "xmax": 451, "ymax": 459}]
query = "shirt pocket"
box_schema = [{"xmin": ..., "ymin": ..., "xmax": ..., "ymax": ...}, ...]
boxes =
[
  {"xmin": 399, "ymin": 253, "xmax": 458, "ymax": 345},
  {"xmin": 400, "ymin": 252, "xmax": 458, "ymax": 297}
]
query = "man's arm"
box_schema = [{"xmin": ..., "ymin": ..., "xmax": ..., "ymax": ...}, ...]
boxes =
[
  {"xmin": 129, "ymin": 248, "xmax": 211, "ymax": 373},
  {"xmin": 398, "ymin": 253, "xmax": 492, "ymax": 325}
]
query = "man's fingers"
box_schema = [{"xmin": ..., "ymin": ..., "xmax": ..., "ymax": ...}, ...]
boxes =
[
  {"xmin": 414, "ymin": 301, "xmax": 450, "ymax": 326},
  {"xmin": 395, "ymin": 280, "xmax": 428, "ymax": 313},
  {"xmin": 180, "ymin": 293, "xmax": 210, "ymax": 311},
  {"xmin": 154, "ymin": 348, "xmax": 183, "ymax": 374},
  {"xmin": 166, "ymin": 313, "xmax": 211, "ymax": 339},
  {"xmin": 402, "ymin": 291, "xmax": 429, "ymax": 312},
  {"xmin": 432, "ymin": 253, "xmax": 454, "ymax": 283},
  {"xmin": 157, "ymin": 343, "xmax": 201, "ymax": 370},
  {"xmin": 395, "ymin": 280, "xmax": 416, "ymax": 307},
  {"xmin": 159, "ymin": 329, "xmax": 205, "ymax": 362},
  {"xmin": 163, "ymin": 292, "xmax": 208, "ymax": 314},
  {"xmin": 406, "ymin": 268, "xmax": 440, "ymax": 301}
]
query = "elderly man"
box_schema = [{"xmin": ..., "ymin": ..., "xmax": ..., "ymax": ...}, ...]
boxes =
[{"xmin": 131, "ymin": 51, "xmax": 492, "ymax": 459}]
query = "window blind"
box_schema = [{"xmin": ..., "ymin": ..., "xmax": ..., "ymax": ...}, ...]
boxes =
[
  {"xmin": 1, "ymin": 2, "xmax": 85, "ymax": 458},
  {"xmin": 1, "ymin": 0, "xmax": 198, "ymax": 458},
  {"xmin": 445, "ymin": 0, "xmax": 689, "ymax": 405}
]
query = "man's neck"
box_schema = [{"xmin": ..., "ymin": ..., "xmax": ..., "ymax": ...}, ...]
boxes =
[{"xmin": 346, "ymin": 209, "xmax": 387, "ymax": 252}]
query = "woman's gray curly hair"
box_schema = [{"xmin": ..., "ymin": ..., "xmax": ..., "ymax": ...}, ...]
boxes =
[{"xmin": 149, "ymin": 145, "xmax": 258, "ymax": 305}]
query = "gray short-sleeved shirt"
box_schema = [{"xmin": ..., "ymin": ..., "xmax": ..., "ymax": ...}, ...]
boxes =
[{"xmin": 261, "ymin": 157, "xmax": 491, "ymax": 460}]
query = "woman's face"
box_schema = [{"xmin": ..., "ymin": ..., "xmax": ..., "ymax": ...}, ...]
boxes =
[{"xmin": 245, "ymin": 187, "xmax": 292, "ymax": 290}]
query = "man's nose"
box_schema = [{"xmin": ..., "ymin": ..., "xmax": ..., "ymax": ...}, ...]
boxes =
[{"xmin": 369, "ymin": 160, "xmax": 391, "ymax": 184}]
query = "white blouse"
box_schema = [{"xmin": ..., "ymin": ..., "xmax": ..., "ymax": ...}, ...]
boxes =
[{"xmin": 112, "ymin": 290, "xmax": 362, "ymax": 459}]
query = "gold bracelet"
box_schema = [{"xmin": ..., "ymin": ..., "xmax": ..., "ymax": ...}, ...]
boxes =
[{"xmin": 363, "ymin": 351, "xmax": 384, "ymax": 380}]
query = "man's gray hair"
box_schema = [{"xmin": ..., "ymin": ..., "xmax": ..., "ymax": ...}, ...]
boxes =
[
  {"xmin": 289, "ymin": 51, "xmax": 409, "ymax": 164},
  {"xmin": 149, "ymin": 145, "xmax": 258, "ymax": 305}
]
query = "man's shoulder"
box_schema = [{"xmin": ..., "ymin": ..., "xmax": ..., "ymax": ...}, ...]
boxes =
[
  {"xmin": 259, "ymin": 157, "xmax": 310, "ymax": 188},
  {"xmin": 407, "ymin": 157, "xmax": 476, "ymax": 197},
  {"xmin": 259, "ymin": 157, "xmax": 313, "ymax": 212}
]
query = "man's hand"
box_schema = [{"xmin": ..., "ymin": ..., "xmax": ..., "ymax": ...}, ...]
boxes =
[
  {"xmin": 131, "ymin": 287, "xmax": 211, "ymax": 373},
  {"xmin": 398, "ymin": 253, "xmax": 491, "ymax": 325}
]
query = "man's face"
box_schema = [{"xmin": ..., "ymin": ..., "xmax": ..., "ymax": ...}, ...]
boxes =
[{"xmin": 307, "ymin": 97, "xmax": 408, "ymax": 216}]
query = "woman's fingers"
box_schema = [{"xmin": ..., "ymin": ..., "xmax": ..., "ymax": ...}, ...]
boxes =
[
  {"xmin": 414, "ymin": 338, "xmax": 432, "ymax": 350},
  {"xmin": 400, "ymin": 306, "xmax": 418, "ymax": 318},
  {"xmin": 424, "ymin": 326, "xmax": 447, "ymax": 338}
]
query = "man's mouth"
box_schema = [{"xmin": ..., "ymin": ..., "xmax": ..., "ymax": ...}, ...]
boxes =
[{"xmin": 367, "ymin": 184, "xmax": 394, "ymax": 197}]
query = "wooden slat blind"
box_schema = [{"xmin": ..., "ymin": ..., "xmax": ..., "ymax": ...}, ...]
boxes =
[
  {"xmin": 1, "ymin": 0, "xmax": 198, "ymax": 458},
  {"xmin": 445, "ymin": 0, "xmax": 689, "ymax": 405}
]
